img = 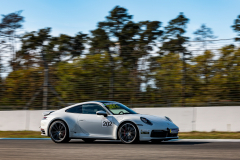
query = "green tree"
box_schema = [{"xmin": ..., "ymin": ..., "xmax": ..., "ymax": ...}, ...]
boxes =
[
  {"xmin": 0, "ymin": 11, "xmax": 24, "ymax": 71},
  {"xmin": 193, "ymin": 24, "xmax": 217, "ymax": 48},
  {"xmin": 160, "ymin": 12, "xmax": 190, "ymax": 106},
  {"xmin": 232, "ymin": 15, "xmax": 240, "ymax": 41},
  {"xmin": 149, "ymin": 53, "xmax": 183, "ymax": 105},
  {"xmin": 56, "ymin": 53, "xmax": 112, "ymax": 102},
  {"xmin": 189, "ymin": 50, "xmax": 215, "ymax": 104},
  {"xmin": 46, "ymin": 32, "xmax": 87, "ymax": 63},
  {"xmin": 18, "ymin": 28, "xmax": 87, "ymax": 109},
  {"xmin": 160, "ymin": 12, "xmax": 189, "ymax": 53},
  {"xmin": 91, "ymin": 6, "xmax": 163, "ymax": 100},
  {"xmin": 1, "ymin": 68, "xmax": 43, "ymax": 107},
  {"xmin": 89, "ymin": 28, "xmax": 115, "ymax": 99},
  {"xmin": 212, "ymin": 45, "xmax": 240, "ymax": 102}
]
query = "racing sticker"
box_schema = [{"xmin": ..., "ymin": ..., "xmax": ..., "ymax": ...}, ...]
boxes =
[
  {"xmin": 102, "ymin": 117, "xmax": 113, "ymax": 127},
  {"xmin": 141, "ymin": 129, "xmax": 150, "ymax": 134}
]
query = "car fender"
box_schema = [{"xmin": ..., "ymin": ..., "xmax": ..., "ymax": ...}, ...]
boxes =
[
  {"xmin": 115, "ymin": 119, "xmax": 140, "ymax": 140},
  {"xmin": 47, "ymin": 117, "xmax": 70, "ymax": 137}
]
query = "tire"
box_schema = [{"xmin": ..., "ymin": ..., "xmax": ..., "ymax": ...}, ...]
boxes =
[
  {"xmin": 151, "ymin": 139, "xmax": 163, "ymax": 143},
  {"xmin": 49, "ymin": 120, "xmax": 70, "ymax": 143},
  {"xmin": 82, "ymin": 139, "xmax": 96, "ymax": 143},
  {"xmin": 118, "ymin": 122, "xmax": 139, "ymax": 144}
]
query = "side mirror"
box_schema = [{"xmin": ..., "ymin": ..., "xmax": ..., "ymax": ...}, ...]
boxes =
[{"xmin": 96, "ymin": 111, "xmax": 108, "ymax": 117}]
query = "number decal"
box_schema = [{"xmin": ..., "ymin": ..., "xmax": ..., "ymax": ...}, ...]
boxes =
[{"xmin": 102, "ymin": 118, "xmax": 113, "ymax": 127}]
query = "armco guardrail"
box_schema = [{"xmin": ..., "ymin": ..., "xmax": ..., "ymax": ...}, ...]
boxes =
[
  {"xmin": 134, "ymin": 106, "xmax": 240, "ymax": 132},
  {"xmin": 0, "ymin": 106, "xmax": 239, "ymax": 132}
]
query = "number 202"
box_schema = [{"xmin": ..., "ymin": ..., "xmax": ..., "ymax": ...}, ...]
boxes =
[{"xmin": 103, "ymin": 121, "xmax": 112, "ymax": 126}]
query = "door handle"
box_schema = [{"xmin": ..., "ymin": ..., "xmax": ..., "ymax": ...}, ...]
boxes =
[{"xmin": 79, "ymin": 120, "xmax": 84, "ymax": 121}]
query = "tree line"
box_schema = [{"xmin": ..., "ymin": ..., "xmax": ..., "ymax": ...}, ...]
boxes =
[{"xmin": 1, "ymin": 6, "xmax": 240, "ymax": 109}]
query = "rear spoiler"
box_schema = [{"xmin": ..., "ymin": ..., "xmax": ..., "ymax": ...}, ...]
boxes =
[{"xmin": 42, "ymin": 111, "xmax": 55, "ymax": 116}]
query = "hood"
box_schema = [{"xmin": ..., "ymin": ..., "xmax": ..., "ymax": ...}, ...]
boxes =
[
  {"xmin": 138, "ymin": 114, "xmax": 178, "ymax": 129},
  {"xmin": 138, "ymin": 114, "xmax": 169, "ymax": 123},
  {"xmin": 120, "ymin": 114, "xmax": 178, "ymax": 129},
  {"xmin": 120, "ymin": 114, "xmax": 171, "ymax": 123}
]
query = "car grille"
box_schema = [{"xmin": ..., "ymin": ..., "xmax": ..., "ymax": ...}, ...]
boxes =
[{"xmin": 151, "ymin": 130, "xmax": 178, "ymax": 137}]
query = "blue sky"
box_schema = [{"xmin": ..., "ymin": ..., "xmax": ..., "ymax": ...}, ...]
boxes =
[{"xmin": 1, "ymin": 0, "xmax": 240, "ymax": 39}]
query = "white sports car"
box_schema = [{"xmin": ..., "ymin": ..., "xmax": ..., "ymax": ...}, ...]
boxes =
[{"xmin": 40, "ymin": 101, "xmax": 179, "ymax": 144}]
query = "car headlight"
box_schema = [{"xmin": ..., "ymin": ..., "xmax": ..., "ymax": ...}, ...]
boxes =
[
  {"xmin": 140, "ymin": 117, "xmax": 153, "ymax": 125},
  {"xmin": 165, "ymin": 116, "xmax": 172, "ymax": 122}
]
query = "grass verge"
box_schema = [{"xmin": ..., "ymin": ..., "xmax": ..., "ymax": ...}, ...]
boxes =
[
  {"xmin": 179, "ymin": 131, "xmax": 240, "ymax": 139},
  {"xmin": 0, "ymin": 131, "xmax": 46, "ymax": 138},
  {"xmin": 0, "ymin": 131, "xmax": 239, "ymax": 139}
]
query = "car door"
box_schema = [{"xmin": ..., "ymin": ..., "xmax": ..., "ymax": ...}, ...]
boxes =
[
  {"xmin": 77, "ymin": 103, "xmax": 114, "ymax": 139},
  {"xmin": 65, "ymin": 105, "xmax": 85, "ymax": 137}
]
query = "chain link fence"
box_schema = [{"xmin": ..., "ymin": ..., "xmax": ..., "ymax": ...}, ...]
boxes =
[{"xmin": 1, "ymin": 39, "xmax": 240, "ymax": 110}]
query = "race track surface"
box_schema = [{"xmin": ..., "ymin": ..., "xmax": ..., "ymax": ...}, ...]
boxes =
[{"xmin": 0, "ymin": 139, "xmax": 239, "ymax": 160}]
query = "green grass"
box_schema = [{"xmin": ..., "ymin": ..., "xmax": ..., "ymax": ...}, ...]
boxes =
[
  {"xmin": 0, "ymin": 131, "xmax": 46, "ymax": 138},
  {"xmin": 179, "ymin": 131, "xmax": 240, "ymax": 139},
  {"xmin": 0, "ymin": 131, "xmax": 239, "ymax": 139}
]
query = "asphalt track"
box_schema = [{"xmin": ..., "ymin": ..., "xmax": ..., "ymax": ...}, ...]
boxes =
[{"xmin": 0, "ymin": 139, "xmax": 240, "ymax": 160}]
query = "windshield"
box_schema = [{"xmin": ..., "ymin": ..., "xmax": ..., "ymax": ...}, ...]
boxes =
[{"xmin": 103, "ymin": 103, "xmax": 137, "ymax": 115}]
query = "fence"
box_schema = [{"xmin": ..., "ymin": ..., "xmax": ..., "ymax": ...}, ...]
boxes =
[{"xmin": 1, "ymin": 39, "xmax": 240, "ymax": 109}]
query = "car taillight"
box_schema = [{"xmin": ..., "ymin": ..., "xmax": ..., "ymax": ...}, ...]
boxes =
[{"xmin": 42, "ymin": 116, "xmax": 47, "ymax": 120}]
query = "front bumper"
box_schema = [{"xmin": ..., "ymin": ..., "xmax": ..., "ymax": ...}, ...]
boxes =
[
  {"xmin": 139, "ymin": 129, "xmax": 178, "ymax": 141},
  {"xmin": 137, "ymin": 123, "xmax": 179, "ymax": 141},
  {"xmin": 151, "ymin": 130, "xmax": 178, "ymax": 137},
  {"xmin": 150, "ymin": 130, "xmax": 178, "ymax": 140}
]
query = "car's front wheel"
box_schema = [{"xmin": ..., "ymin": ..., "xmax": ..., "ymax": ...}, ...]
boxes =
[
  {"xmin": 118, "ymin": 122, "xmax": 139, "ymax": 144},
  {"xmin": 49, "ymin": 120, "xmax": 70, "ymax": 143}
]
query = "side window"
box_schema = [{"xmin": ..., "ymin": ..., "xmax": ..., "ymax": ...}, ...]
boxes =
[
  {"xmin": 66, "ymin": 105, "xmax": 82, "ymax": 113},
  {"xmin": 82, "ymin": 103, "xmax": 105, "ymax": 114}
]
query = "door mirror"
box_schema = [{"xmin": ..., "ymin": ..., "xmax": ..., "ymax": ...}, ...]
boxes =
[{"xmin": 96, "ymin": 111, "xmax": 107, "ymax": 117}]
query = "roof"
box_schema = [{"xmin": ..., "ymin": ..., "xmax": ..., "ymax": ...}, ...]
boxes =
[{"xmin": 90, "ymin": 100, "xmax": 118, "ymax": 104}]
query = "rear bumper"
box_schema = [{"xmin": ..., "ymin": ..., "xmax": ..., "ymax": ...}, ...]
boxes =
[{"xmin": 40, "ymin": 120, "xmax": 49, "ymax": 136}]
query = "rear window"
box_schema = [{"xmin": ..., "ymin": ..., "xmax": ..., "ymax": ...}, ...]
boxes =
[
  {"xmin": 66, "ymin": 105, "xmax": 82, "ymax": 113},
  {"xmin": 81, "ymin": 103, "xmax": 106, "ymax": 114}
]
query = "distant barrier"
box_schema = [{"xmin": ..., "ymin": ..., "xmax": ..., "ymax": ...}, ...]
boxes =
[{"xmin": 0, "ymin": 106, "xmax": 239, "ymax": 132}]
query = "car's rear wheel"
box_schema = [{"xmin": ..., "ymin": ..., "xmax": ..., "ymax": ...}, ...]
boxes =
[
  {"xmin": 49, "ymin": 120, "xmax": 70, "ymax": 143},
  {"xmin": 82, "ymin": 139, "xmax": 96, "ymax": 143},
  {"xmin": 118, "ymin": 122, "xmax": 139, "ymax": 144}
]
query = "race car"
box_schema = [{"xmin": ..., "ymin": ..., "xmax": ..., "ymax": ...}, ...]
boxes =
[{"xmin": 40, "ymin": 101, "xmax": 179, "ymax": 144}]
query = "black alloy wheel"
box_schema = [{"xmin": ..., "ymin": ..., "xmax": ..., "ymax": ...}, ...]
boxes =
[
  {"xmin": 49, "ymin": 120, "xmax": 70, "ymax": 143},
  {"xmin": 118, "ymin": 123, "xmax": 139, "ymax": 144}
]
